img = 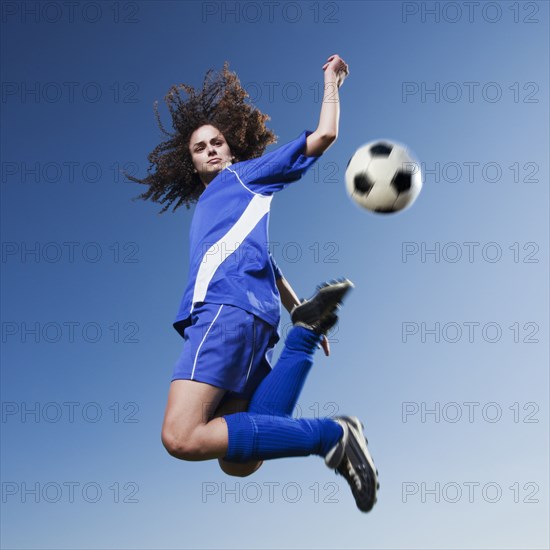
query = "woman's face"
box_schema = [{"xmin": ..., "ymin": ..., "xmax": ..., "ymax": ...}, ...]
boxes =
[{"xmin": 189, "ymin": 124, "xmax": 234, "ymax": 187}]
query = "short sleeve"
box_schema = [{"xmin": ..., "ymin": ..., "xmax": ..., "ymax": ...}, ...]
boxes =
[
  {"xmin": 236, "ymin": 130, "xmax": 322, "ymax": 194},
  {"xmin": 269, "ymin": 251, "xmax": 284, "ymax": 280}
]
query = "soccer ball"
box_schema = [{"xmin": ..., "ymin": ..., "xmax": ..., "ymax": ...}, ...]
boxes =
[{"xmin": 345, "ymin": 140, "xmax": 422, "ymax": 213}]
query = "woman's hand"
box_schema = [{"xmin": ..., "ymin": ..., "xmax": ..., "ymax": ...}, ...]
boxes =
[
  {"xmin": 320, "ymin": 334, "xmax": 330, "ymax": 356},
  {"xmin": 322, "ymin": 54, "xmax": 350, "ymax": 88}
]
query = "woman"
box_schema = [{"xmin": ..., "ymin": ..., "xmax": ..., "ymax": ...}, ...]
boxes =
[{"xmin": 128, "ymin": 55, "xmax": 378, "ymax": 512}]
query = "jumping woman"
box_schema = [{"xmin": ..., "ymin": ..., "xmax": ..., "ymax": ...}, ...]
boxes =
[{"xmin": 128, "ymin": 54, "xmax": 379, "ymax": 512}]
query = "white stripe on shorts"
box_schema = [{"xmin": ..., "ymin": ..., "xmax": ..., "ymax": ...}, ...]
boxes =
[
  {"xmin": 190, "ymin": 304, "xmax": 224, "ymax": 381},
  {"xmin": 245, "ymin": 317, "xmax": 256, "ymax": 382}
]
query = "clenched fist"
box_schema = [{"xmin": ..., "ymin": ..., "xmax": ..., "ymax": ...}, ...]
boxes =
[{"xmin": 322, "ymin": 54, "xmax": 350, "ymax": 88}]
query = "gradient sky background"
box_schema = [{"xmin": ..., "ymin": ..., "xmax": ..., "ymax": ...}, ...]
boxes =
[{"xmin": 1, "ymin": 1, "xmax": 548, "ymax": 549}]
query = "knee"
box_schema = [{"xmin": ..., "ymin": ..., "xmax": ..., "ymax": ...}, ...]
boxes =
[
  {"xmin": 218, "ymin": 459, "xmax": 263, "ymax": 477},
  {"xmin": 161, "ymin": 427, "xmax": 202, "ymax": 461}
]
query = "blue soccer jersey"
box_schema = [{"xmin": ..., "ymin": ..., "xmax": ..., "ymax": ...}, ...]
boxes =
[{"xmin": 173, "ymin": 129, "xmax": 321, "ymax": 338}]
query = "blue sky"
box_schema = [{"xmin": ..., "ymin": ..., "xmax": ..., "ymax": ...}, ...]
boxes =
[{"xmin": 1, "ymin": 1, "xmax": 548, "ymax": 548}]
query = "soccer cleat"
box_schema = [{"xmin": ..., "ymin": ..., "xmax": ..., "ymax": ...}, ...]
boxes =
[
  {"xmin": 290, "ymin": 278, "xmax": 354, "ymax": 335},
  {"xmin": 325, "ymin": 415, "xmax": 379, "ymax": 513}
]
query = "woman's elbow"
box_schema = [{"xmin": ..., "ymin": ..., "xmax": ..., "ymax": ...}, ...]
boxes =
[
  {"xmin": 305, "ymin": 132, "xmax": 337, "ymax": 156},
  {"xmin": 322, "ymin": 132, "xmax": 337, "ymax": 142}
]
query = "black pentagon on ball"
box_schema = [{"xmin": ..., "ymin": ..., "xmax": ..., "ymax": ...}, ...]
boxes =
[
  {"xmin": 374, "ymin": 207, "xmax": 397, "ymax": 214},
  {"xmin": 391, "ymin": 170, "xmax": 412, "ymax": 194},
  {"xmin": 370, "ymin": 143, "xmax": 393, "ymax": 157},
  {"xmin": 354, "ymin": 172, "xmax": 374, "ymax": 195}
]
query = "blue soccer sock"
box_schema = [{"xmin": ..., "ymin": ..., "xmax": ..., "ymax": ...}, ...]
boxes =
[
  {"xmin": 248, "ymin": 326, "xmax": 322, "ymax": 417},
  {"xmin": 223, "ymin": 412, "xmax": 344, "ymax": 462}
]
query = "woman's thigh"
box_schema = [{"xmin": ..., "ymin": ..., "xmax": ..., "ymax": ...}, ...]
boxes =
[{"xmin": 161, "ymin": 379, "xmax": 228, "ymax": 458}]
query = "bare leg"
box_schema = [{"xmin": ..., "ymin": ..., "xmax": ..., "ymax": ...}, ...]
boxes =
[
  {"xmin": 161, "ymin": 378, "xmax": 339, "ymax": 468},
  {"xmin": 161, "ymin": 379, "xmax": 230, "ymax": 461},
  {"xmin": 211, "ymin": 396, "xmax": 263, "ymax": 477}
]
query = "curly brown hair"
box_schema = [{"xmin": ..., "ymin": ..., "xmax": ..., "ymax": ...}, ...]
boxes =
[{"xmin": 126, "ymin": 61, "xmax": 277, "ymax": 214}]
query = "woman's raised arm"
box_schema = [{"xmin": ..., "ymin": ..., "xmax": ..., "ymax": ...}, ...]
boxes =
[{"xmin": 305, "ymin": 54, "xmax": 350, "ymax": 157}]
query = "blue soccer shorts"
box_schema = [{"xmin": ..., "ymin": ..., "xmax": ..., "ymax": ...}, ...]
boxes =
[{"xmin": 171, "ymin": 302, "xmax": 280, "ymax": 400}]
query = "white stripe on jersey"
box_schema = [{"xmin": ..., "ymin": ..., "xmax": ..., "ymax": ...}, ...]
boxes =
[{"xmin": 191, "ymin": 193, "xmax": 273, "ymax": 309}]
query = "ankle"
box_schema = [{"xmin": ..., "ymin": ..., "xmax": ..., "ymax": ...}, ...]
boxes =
[{"xmin": 285, "ymin": 325, "xmax": 322, "ymax": 352}]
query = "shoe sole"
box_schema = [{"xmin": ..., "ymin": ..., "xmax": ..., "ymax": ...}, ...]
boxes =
[
  {"xmin": 291, "ymin": 279, "xmax": 354, "ymax": 326},
  {"xmin": 339, "ymin": 416, "xmax": 379, "ymax": 512}
]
